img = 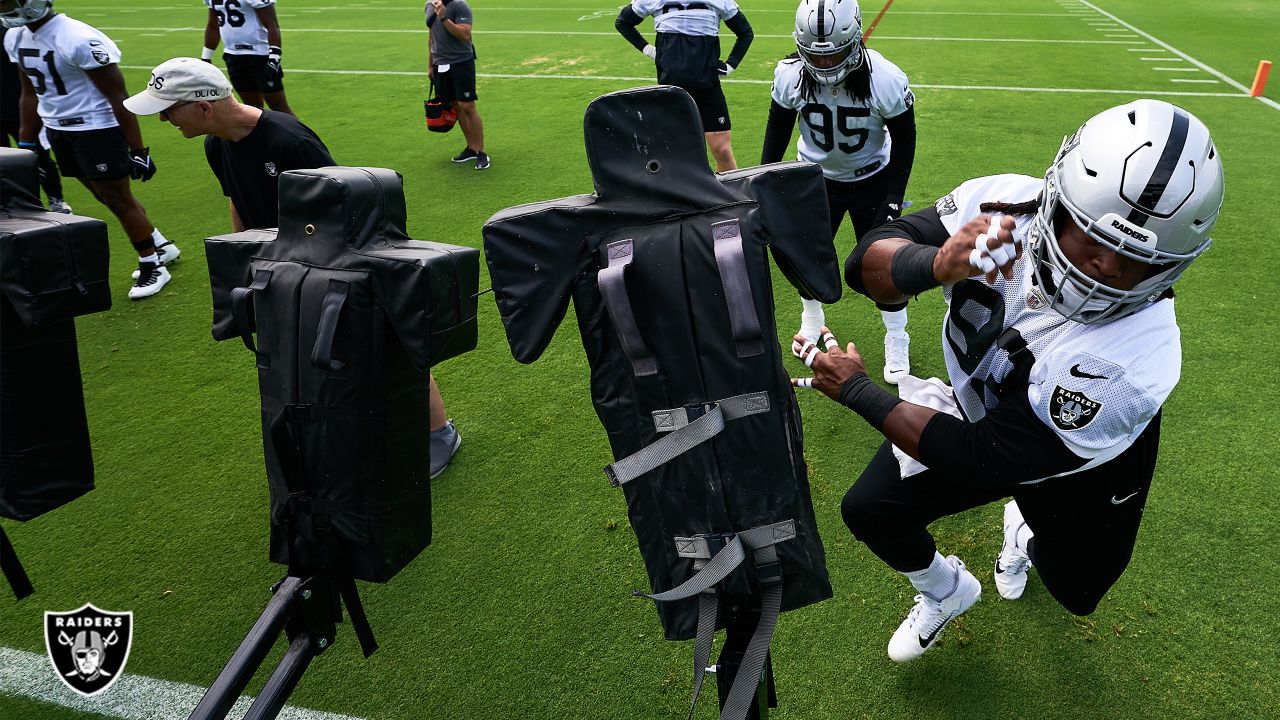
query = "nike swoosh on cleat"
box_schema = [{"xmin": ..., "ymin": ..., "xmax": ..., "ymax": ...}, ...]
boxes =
[
  {"xmin": 995, "ymin": 561, "xmax": 1006, "ymax": 574},
  {"xmin": 918, "ymin": 619, "xmax": 950, "ymax": 648},
  {"xmin": 1111, "ymin": 490, "xmax": 1141, "ymax": 505},
  {"xmin": 1070, "ymin": 364, "xmax": 1108, "ymax": 380}
]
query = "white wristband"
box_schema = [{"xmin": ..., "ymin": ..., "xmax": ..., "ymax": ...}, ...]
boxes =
[{"xmin": 201, "ymin": 47, "xmax": 215, "ymax": 61}]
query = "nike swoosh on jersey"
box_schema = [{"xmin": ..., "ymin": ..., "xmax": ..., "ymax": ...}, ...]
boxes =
[
  {"xmin": 1111, "ymin": 490, "xmax": 1141, "ymax": 505},
  {"xmin": 1070, "ymin": 364, "xmax": 1108, "ymax": 380}
]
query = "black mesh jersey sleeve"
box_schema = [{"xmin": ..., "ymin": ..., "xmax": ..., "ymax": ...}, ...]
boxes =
[
  {"xmin": 760, "ymin": 100, "xmax": 798, "ymax": 166},
  {"xmin": 615, "ymin": 6, "xmax": 648, "ymax": 52}
]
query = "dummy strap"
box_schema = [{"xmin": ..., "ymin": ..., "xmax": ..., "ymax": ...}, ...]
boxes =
[
  {"xmin": 604, "ymin": 392, "xmax": 770, "ymax": 486},
  {"xmin": 635, "ymin": 520, "xmax": 795, "ymax": 720},
  {"xmin": 598, "ymin": 239, "xmax": 659, "ymax": 377},
  {"xmin": 711, "ymin": 219, "xmax": 763, "ymax": 359}
]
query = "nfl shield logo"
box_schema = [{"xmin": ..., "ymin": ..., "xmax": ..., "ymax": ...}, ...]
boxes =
[
  {"xmin": 44, "ymin": 603, "xmax": 133, "ymax": 697},
  {"xmin": 265, "ymin": 161, "xmax": 278, "ymax": 176}
]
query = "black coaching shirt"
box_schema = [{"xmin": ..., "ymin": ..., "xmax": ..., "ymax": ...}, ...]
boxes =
[{"xmin": 204, "ymin": 110, "xmax": 334, "ymax": 230}]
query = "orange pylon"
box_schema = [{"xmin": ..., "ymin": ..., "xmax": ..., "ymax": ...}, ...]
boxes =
[{"xmin": 1249, "ymin": 60, "xmax": 1272, "ymax": 97}]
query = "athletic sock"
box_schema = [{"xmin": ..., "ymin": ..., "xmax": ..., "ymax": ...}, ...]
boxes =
[
  {"xmin": 902, "ymin": 551, "xmax": 958, "ymax": 601},
  {"xmin": 138, "ymin": 253, "xmax": 159, "ymax": 265},
  {"xmin": 150, "ymin": 228, "xmax": 169, "ymax": 247},
  {"xmin": 800, "ymin": 298, "xmax": 824, "ymax": 332},
  {"xmin": 882, "ymin": 308, "xmax": 908, "ymax": 334}
]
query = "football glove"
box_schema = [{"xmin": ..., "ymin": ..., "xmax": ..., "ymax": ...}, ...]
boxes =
[
  {"xmin": 642, "ymin": 44, "xmax": 657, "ymax": 61},
  {"xmin": 265, "ymin": 46, "xmax": 283, "ymax": 82},
  {"xmin": 716, "ymin": 60, "xmax": 735, "ymax": 76},
  {"xmin": 875, "ymin": 198, "xmax": 903, "ymax": 225},
  {"xmin": 129, "ymin": 148, "xmax": 157, "ymax": 182}
]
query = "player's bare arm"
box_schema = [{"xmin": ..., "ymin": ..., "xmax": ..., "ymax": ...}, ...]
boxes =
[
  {"xmin": 15, "ymin": 69, "xmax": 41, "ymax": 145},
  {"xmin": 86, "ymin": 64, "xmax": 145, "ymax": 151},
  {"xmin": 858, "ymin": 214, "xmax": 1020, "ymax": 305},
  {"xmin": 203, "ymin": 9, "xmax": 220, "ymax": 56},
  {"xmin": 257, "ymin": 4, "xmax": 282, "ymax": 47}
]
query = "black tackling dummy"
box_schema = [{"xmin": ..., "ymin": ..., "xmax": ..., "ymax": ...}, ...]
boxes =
[
  {"xmin": 205, "ymin": 166, "xmax": 478, "ymax": 653},
  {"xmin": 0, "ymin": 147, "xmax": 111, "ymax": 599},
  {"xmin": 484, "ymin": 87, "xmax": 840, "ymax": 720}
]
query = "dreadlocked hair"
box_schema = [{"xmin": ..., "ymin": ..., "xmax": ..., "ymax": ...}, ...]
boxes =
[
  {"xmin": 979, "ymin": 198, "xmax": 1041, "ymax": 216},
  {"xmin": 785, "ymin": 45, "xmax": 872, "ymax": 104}
]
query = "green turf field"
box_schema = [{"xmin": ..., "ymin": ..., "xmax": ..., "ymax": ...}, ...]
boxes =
[{"xmin": 2, "ymin": 0, "xmax": 1279, "ymax": 717}]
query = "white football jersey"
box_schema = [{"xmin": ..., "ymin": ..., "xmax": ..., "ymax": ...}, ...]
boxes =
[
  {"xmin": 205, "ymin": 0, "xmax": 274, "ymax": 56},
  {"xmin": 935, "ymin": 173, "xmax": 1181, "ymax": 475},
  {"xmin": 630, "ymin": 0, "xmax": 739, "ymax": 36},
  {"xmin": 770, "ymin": 50, "xmax": 913, "ymax": 182},
  {"xmin": 3, "ymin": 15, "xmax": 120, "ymax": 131}
]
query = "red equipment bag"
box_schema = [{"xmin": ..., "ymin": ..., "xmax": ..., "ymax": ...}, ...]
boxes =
[{"xmin": 424, "ymin": 79, "xmax": 457, "ymax": 133}]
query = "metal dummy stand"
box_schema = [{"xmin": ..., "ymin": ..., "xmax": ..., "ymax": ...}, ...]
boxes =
[
  {"xmin": 711, "ymin": 607, "xmax": 777, "ymax": 720},
  {"xmin": 187, "ymin": 569, "xmax": 373, "ymax": 720}
]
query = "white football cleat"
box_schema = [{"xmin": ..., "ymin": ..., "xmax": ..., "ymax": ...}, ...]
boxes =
[
  {"xmin": 887, "ymin": 556, "xmax": 981, "ymax": 663},
  {"xmin": 994, "ymin": 500, "xmax": 1033, "ymax": 600},
  {"xmin": 128, "ymin": 262, "xmax": 171, "ymax": 300},
  {"xmin": 883, "ymin": 331, "xmax": 910, "ymax": 384},
  {"xmin": 133, "ymin": 242, "xmax": 181, "ymax": 279}
]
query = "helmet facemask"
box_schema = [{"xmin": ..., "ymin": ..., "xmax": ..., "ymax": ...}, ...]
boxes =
[
  {"xmin": 1029, "ymin": 100, "xmax": 1222, "ymax": 325},
  {"xmin": 793, "ymin": 0, "xmax": 864, "ymax": 86},
  {"xmin": 0, "ymin": 0, "xmax": 53, "ymax": 27}
]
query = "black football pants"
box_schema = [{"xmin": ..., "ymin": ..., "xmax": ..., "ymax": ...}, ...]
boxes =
[
  {"xmin": 826, "ymin": 173, "xmax": 905, "ymax": 313},
  {"xmin": 842, "ymin": 421, "xmax": 1158, "ymax": 616}
]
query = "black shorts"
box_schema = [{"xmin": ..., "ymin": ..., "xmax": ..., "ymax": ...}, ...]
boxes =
[
  {"xmin": 224, "ymin": 53, "xmax": 284, "ymax": 93},
  {"xmin": 45, "ymin": 126, "xmax": 131, "ymax": 181},
  {"xmin": 435, "ymin": 59, "xmax": 477, "ymax": 104},
  {"xmin": 685, "ymin": 83, "xmax": 730, "ymax": 132},
  {"xmin": 825, "ymin": 171, "xmax": 894, "ymax": 241}
]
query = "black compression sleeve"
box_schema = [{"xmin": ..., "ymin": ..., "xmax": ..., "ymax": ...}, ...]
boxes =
[
  {"xmin": 889, "ymin": 243, "xmax": 940, "ymax": 296},
  {"xmin": 761, "ymin": 100, "xmax": 798, "ymax": 165},
  {"xmin": 917, "ymin": 389, "xmax": 1088, "ymax": 488},
  {"xmin": 881, "ymin": 107, "xmax": 916, "ymax": 203},
  {"xmin": 839, "ymin": 374, "xmax": 902, "ymax": 430},
  {"xmin": 845, "ymin": 206, "xmax": 949, "ymax": 295},
  {"xmin": 615, "ymin": 7, "xmax": 648, "ymax": 52},
  {"xmin": 724, "ymin": 12, "xmax": 754, "ymax": 69}
]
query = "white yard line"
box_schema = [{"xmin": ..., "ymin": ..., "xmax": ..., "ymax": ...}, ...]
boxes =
[
  {"xmin": 112, "ymin": 64, "xmax": 1251, "ymax": 100},
  {"xmin": 0, "ymin": 647, "xmax": 366, "ymax": 720},
  {"xmin": 1170, "ymin": 78, "xmax": 1222, "ymax": 84},
  {"xmin": 1076, "ymin": 0, "xmax": 1279, "ymax": 111},
  {"xmin": 1141, "ymin": 57, "xmax": 1183, "ymax": 61},
  {"xmin": 1153, "ymin": 67, "xmax": 1203, "ymax": 72}
]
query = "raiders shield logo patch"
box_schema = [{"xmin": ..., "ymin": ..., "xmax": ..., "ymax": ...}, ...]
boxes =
[
  {"xmin": 1049, "ymin": 386, "xmax": 1103, "ymax": 431},
  {"xmin": 936, "ymin": 193, "xmax": 958, "ymax": 217},
  {"xmin": 91, "ymin": 49, "xmax": 111, "ymax": 65},
  {"xmin": 264, "ymin": 162, "xmax": 277, "ymax": 176},
  {"xmin": 45, "ymin": 603, "xmax": 133, "ymax": 697},
  {"xmin": 95, "ymin": 163, "xmax": 109, "ymax": 173}
]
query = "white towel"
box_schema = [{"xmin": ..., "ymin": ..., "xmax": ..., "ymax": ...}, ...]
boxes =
[{"xmin": 891, "ymin": 375, "xmax": 964, "ymax": 479}]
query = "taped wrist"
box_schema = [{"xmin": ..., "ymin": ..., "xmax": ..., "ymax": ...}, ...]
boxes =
[
  {"xmin": 201, "ymin": 47, "xmax": 215, "ymax": 61},
  {"xmin": 890, "ymin": 243, "xmax": 941, "ymax": 296},
  {"xmin": 839, "ymin": 374, "xmax": 902, "ymax": 430}
]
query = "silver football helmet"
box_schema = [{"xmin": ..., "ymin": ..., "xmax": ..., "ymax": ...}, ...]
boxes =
[
  {"xmin": 1030, "ymin": 99, "xmax": 1224, "ymax": 324},
  {"xmin": 0, "ymin": 0, "xmax": 53, "ymax": 27},
  {"xmin": 793, "ymin": 0, "xmax": 863, "ymax": 86}
]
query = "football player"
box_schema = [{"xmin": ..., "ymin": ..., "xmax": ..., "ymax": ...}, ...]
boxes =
[
  {"xmin": 615, "ymin": 0, "xmax": 753, "ymax": 172},
  {"xmin": 1, "ymin": 26, "xmax": 69, "ymax": 212},
  {"xmin": 201, "ymin": 0, "xmax": 292, "ymax": 115},
  {"xmin": 2, "ymin": 0, "xmax": 178, "ymax": 300},
  {"xmin": 792, "ymin": 100, "xmax": 1223, "ymax": 661},
  {"xmin": 762, "ymin": 0, "xmax": 916, "ymax": 384}
]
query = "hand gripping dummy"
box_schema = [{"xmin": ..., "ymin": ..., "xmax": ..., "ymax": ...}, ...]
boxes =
[{"xmin": 484, "ymin": 87, "xmax": 840, "ymax": 719}]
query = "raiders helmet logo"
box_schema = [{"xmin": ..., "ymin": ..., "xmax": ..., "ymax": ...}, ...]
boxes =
[
  {"xmin": 95, "ymin": 163, "xmax": 109, "ymax": 173},
  {"xmin": 45, "ymin": 604, "xmax": 133, "ymax": 697},
  {"xmin": 91, "ymin": 49, "xmax": 111, "ymax": 65},
  {"xmin": 1049, "ymin": 386, "xmax": 1103, "ymax": 431},
  {"xmin": 265, "ymin": 162, "xmax": 278, "ymax": 176}
]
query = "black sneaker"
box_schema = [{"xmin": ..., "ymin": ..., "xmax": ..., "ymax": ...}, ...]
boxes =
[
  {"xmin": 451, "ymin": 147, "xmax": 479, "ymax": 163},
  {"xmin": 474, "ymin": 152, "xmax": 491, "ymax": 170}
]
